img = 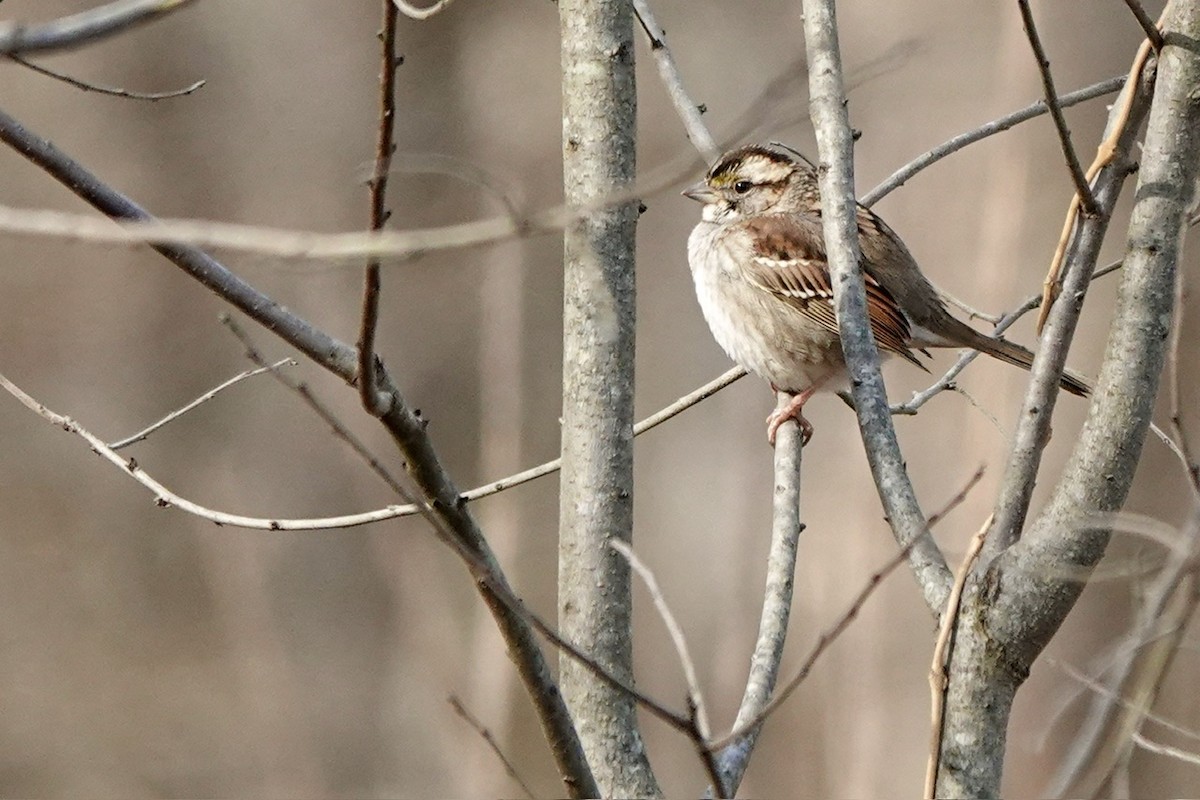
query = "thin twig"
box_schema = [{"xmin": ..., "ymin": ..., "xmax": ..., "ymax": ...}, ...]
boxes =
[
  {"xmin": 0, "ymin": 0, "xmax": 195, "ymax": 55},
  {"xmin": 1132, "ymin": 732, "xmax": 1200, "ymax": 768},
  {"xmin": 927, "ymin": 466, "xmax": 987, "ymax": 529},
  {"xmin": 895, "ymin": 213, "xmax": 1197, "ymax": 417},
  {"xmin": 1054, "ymin": 659, "xmax": 1200, "ymax": 745},
  {"xmin": 220, "ymin": 314, "xmax": 413, "ymax": 499},
  {"xmin": 358, "ymin": 0, "xmax": 399, "ymax": 416},
  {"xmin": 714, "ymin": 392, "xmax": 804, "ymax": 795},
  {"xmin": 447, "ymin": 695, "xmax": 537, "ymax": 800},
  {"xmin": 985, "ymin": 62, "xmax": 1154, "ymax": 557},
  {"xmin": 0, "ymin": 74, "xmax": 1127, "ymax": 266},
  {"xmin": 9, "ymin": 55, "xmax": 204, "ymax": 100},
  {"xmin": 1121, "ymin": 0, "xmax": 1166, "ymax": 50},
  {"xmin": 924, "ymin": 514, "xmax": 992, "ymax": 799},
  {"xmin": 1168, "ymin": 235, "xmax": 1200, "ymax": 497},
  {"xmin": 707, "ymin": 543, "xmax": 914, "ymax": 752},
  {"xmin": 393, "ymin": 0, "xmax": 453, "ymax": 20},
  {"xmin": 1037, "ymin": 17, "xmax": 1162, "ymax": 333},
  {"xmin": 863, "ymin": 75, "xmax": 1126, "ymax": 207},
  {"xmin": 609, "ymin": 539, "xmax": 711, "ymax": 739},
  {"xmin": 1017, "ymin": 0, "xmax": 1099, "ymax": 215},
  {"xmin": 631, "ymin": 0, "xmax": 719, "ymax": 162},
  {"xmin": 108, "ymin": 358, "xmax": 294, "ymax": 450}
]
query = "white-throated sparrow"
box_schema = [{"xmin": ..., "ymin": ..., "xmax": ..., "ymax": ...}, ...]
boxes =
[{"xmin": 684, "ymin": 143, "xmax": 1090, "ymax": 445}]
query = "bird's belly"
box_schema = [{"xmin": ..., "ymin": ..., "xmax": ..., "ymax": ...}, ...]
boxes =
[{"xmin": 692, "ymin": 265, "xmax": 847, "ymax": 394}]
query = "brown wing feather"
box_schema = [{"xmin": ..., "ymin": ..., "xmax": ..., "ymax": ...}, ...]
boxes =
[{"xmin": 739, "ymin": 215, "xmax": 926, "ymax": 368}]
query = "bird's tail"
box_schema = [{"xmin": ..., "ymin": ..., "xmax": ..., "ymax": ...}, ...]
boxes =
[{"xmin": 937, "ymin": 318, "xmax": 1091, "ymax": 397}]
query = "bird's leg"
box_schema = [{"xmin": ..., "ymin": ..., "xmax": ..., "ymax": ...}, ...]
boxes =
[{"xmin": 767, "ymin": 383, "xmax": 822, "ymax": 447}]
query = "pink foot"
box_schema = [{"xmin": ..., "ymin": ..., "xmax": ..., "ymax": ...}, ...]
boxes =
[{"xmin": 767, "ymin": 390, "xmax": 815, "ymax": 447}]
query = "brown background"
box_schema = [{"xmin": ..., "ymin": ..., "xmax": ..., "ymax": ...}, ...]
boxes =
[{"xmin": 0, "ymin": 1, "xmax": 1196, "ymax": 796}]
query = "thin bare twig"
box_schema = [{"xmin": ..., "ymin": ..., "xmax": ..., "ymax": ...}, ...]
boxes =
[
  {"xmin": 927, "ymin": 466, "xmax": 987, "ymax": 529},
  {"xmin": 0, "ymin": 0, "xmax": 195, "ymax": 55},
  {"xmin": 609, "ymin": 539, "xmax": 711, "ymax": 739},
  {"xmin": 220, "ymin": 315, "xmax": 413, "ymax": 500},
  {"xmin": 1054, "ymin": 659, "xmax": 1200, "ymax": 745},
  {"xmin": 1017, "ymin": 0, "xmax": 1099, "ymax": 215},
  {"xmin": 707, "ymin": 543, "xmax": 914, "ymax": 752},
  {"xmin": 357, "ymin": 0, "xmax": 400, "ymax": 416},
  {"xmin": 447, "ymin": 695, "xmax": 537, "ymax": 800},
  {"xmin": 631, "ymin": 0, "xmax": 719, "ymax": 161},
  {"xmin": 1121, "ymin": 0, "xmax": 1166, "ymax": 50},
  {"xmin": 863, "ymin": 75, "xmax": 1126, "ymax": 207},
  {"xmin": 713, "ymin": 392, "xmax": 805, "ymax": 795},
  {"xmin": 985, "ymin": 63, "xmax": 1153, "ymax": 557},
  {"xmin": 925, "ymin": 514, "xmax": 992, "ymax": 799},
  {"xmin": 0, "ymin": 74, "xmax": 1128, "ymax": 266},
  {"xmin": 108, "ymin": 358, "xmax": 294, "ymax": 450},
  {"xmin": 1037, "ymin": 13, "xmax": 1163, "ymax": 332},
  {"xmin": 9, "ymin": 55, "xmax": 204, "ymax": 99},
  {"xmin": 1133, "ymin": 732, "xmax": 1200, "ymax": 768}
]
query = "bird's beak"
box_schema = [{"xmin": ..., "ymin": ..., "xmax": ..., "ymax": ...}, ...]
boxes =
[{"xmin": 682, "ymin": 181, "xmax": 717, "ymax": 204}]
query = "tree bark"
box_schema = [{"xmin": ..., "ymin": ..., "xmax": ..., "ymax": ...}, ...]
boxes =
[
  {"xmin": 558, "ymin": 1, "xmax": 658, "ymax": 795},
  {"xmin": 937, "ymin": 2, "xmax": 1200, "ymax": 795}
]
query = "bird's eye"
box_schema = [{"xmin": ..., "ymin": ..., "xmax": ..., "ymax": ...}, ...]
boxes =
[{"xmin": 733, "ymin": 180, "xmax": 753, "ymax": 194}]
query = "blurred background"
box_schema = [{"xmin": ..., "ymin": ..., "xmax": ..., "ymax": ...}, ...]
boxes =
[{"xmin": 0, "ymin": 0, "xmax": 1196, "ymax": 796}]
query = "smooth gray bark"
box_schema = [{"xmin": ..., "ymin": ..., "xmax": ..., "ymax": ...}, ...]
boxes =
[
  {"xmin": 558, "ymin": 1, "xmax": 659, "ymax": 796},
  {"xmin": 801, "ymin": 0, "xmax": 953, "ymax": 616},
  {"xmin": 937, "ymin": 3, "xmax": 1200, "ymax": 795}
]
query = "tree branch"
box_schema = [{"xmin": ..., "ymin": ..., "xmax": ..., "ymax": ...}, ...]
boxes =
[
  {"xmin": 936, "ymin": 4, "xmax": 1200, "ymax": 794},
  {"xmin": 0, "ymin": 0, "xmax": 194, "ymax": 55},
  {"xmin": 713, "ymin": 394, "xmax": 804, "ymax": 795},
  {"xmin": 0, "ymin": 107, "xmax": 600, "ymax": 800},
  {"xmin": 982, "ymin": 63, "xmax": 1152, "ymax": 557},
  {"xmin": 1017, "ymin": 0, "xmax": 1099, "ymax": 215},
  {"xmin": 357, "ymin": 1, "xmax": 400, "ymax": 415},
  {"xmin": 557, "ymin": 1, "xmax": 656, "ymax": 794},
  {"xmin": 800, "ymin": 0, "xmax": 953, "ymax": 616}
]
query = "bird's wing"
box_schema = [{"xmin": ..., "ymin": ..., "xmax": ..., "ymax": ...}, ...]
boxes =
[{"xmin": 736, "ymin": 214, "xmax": 923, "ymax": 366}]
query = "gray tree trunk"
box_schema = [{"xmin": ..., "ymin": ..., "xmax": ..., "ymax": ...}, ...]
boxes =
[{"xmin": 557, "ymin": 1, "xmax": 659, "ymax": 796}]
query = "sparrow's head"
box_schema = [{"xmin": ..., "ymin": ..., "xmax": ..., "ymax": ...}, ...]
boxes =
[{"xmin": 683, "ymin": 143, "xmax": 818, "ymax": 223}]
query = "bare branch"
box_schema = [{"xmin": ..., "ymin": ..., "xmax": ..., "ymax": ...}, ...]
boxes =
[
  {"xmin": 447, "ymin": 695, "xmax": 537, "ymax": 800},
  {"xmin": 984, "ymin": 66, "xmax": 1152, "ymax": 558},
  {"xmin": 863, "ymin": 75, "xmax": 1126, "ymax": 207},
  {"xmin": 1037, "ymin": 23, "xmax": 1162, "ymax": 332},
  {"xmin": 714, "ymin": 392, "xmax": 805, "ymax": 795},
  {"xmin": 925, "ymin": 515, "xmax": 991, "ymax": 800},
  {"xmin": 1133, "ymin": 732, "xmax": 1200, "ymax": 768},
  {"xmin": 357, "ymin": 1, "xmax": 400, "ymax": 417},
  {"xmin": 609, "ymin": 539, "xmax": 710, "ymax": 739},
  {"xmin": 801, "ymin": 0, "xmax": 952, "ymax": 616},
  {"xmin": 0, "ymin": 0, "xmax": 195, "ymax": 56},
  {"xmin": 631, "ymin": 0, "xmax": 719, "ymax": 161},
  {"xmin": 9, "ymin": 55, "xmax": 204, "ymax": 100},
  {"xmin": 1017, "ymin": 0, "xmax": 1099, "ymax": 215},
  {"xmin": 0, "ymin": 74, "xmax": 1128, "ymax": 266},
  {"xmin": 708, "ymin": 544, "xmax": 913, "ymax": 751},
  {"xmin": 1121, "ymin": 0, "xmax": 1166, "ymax": 50},
  {"xmin": 557, "ymin": 1, "xmax": 653, "ymax": 794},
  {"xmin": 108, "ymin": 358, "xmax": 294, "ymax": 450},
  {"xmin": 0, "ymin": 107, "xmax": 600, "ymax": 799},
  {"xmin": 964, "ymin": 8, "xmax": 1200, "ymax": 793}
]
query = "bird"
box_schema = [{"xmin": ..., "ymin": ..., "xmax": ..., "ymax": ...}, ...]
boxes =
[{"xmin": 682, "ymin": 142, "xmax": 1090, "ymax": 446}]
